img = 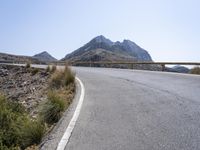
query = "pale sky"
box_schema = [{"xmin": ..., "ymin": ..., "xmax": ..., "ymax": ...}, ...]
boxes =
[{"xmin": 0, "ymin": 0, "xmax": 200, "ymax": 61}]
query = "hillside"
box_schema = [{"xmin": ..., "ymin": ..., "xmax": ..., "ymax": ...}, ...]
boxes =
[
  {"xmin": 0, "ymin": 52, "xmax": 40, "ymax": 63},
  {"xmin": 62, "ymin": 35, "xmax": 152, "ymax": 62},
  {"xmin": 33, "ymin": 51, "xmax": 57, "ymax": 62}
]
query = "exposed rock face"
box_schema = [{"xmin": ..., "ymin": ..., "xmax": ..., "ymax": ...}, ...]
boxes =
[
  {"xmin": 33, "ymin": 51, "xmax": 57, "ymax": 62},
  {"xmin": 0, "ymin": 65, "xmax": 50, "ymax": 117},
  {"xmin": 62, "ymin": 35, "xmax": 152, "ymax": 62}
]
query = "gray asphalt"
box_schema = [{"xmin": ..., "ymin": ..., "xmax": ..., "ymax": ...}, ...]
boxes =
[{"xmin": 65, "ymin": 67, "xmax": 200, "ymax": 150}]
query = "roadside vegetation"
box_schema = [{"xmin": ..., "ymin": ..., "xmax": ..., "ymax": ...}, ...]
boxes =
[
  {"xmin": 25, "ymin": 62, "xmax": 31, "ymax": 68},
  {"xmin": 190, "ymin": 66, "xmax": 200, "ymax": 75},
  {"xmin": 41, "ymin": 65, "xmax": 75, "ymax": 125},
  {"xmin": 0, "ymin": 94, "xmax": 45, "ymax": 150},
  {"xmin": 0, "ymin": 64, "xmax": 75, "ymax": 149}
]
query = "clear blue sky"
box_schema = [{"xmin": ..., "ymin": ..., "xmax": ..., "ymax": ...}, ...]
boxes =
[{"xmin": 0, "ymin": 0, "xmax": 200, "ymax": 61}]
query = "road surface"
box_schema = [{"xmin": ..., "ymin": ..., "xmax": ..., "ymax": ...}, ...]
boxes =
[
  {"xmin": 2, "ymin": 64, "xmax": 200, "ymax": 149},
  {"xmin": 63, "ymin": 67, "xmax": 200, "ymax": 150}
]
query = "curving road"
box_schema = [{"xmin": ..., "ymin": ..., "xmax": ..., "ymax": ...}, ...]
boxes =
[
  {"xmin": 64, "ymin": 67, "xmax": 200, "ymax": 150},
  {"xmin": 4, "ymin": 64, "xmax": 200, "ymax": 149}
]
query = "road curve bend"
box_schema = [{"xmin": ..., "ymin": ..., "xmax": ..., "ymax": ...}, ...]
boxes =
[{"xmin": 64, "ymin": 67, "xmax": 200, "ymax": 150}]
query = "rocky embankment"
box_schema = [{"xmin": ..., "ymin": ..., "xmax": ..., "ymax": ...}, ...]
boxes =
[{"xmin": 0, "ymin": 64, "xmax": 49, "ymax": 117}]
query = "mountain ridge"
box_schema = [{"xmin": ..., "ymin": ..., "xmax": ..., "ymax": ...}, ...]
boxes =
[{"xmin": 62, "ymin": 35, "xmax": 152, "ymax": 62}]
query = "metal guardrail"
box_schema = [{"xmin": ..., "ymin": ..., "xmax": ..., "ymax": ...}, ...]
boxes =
[
  {"xmin": 1, "ymin": 60, "xmax": 200, "ymax": 71},
  {"xmin": 51, "ymin": 61, "xmax": 200, "ymax": 71}
]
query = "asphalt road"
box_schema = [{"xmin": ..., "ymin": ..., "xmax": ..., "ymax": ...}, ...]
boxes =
[{"xmin": 65, "ymin": 67, "xmax": 200, "ymax": 150}]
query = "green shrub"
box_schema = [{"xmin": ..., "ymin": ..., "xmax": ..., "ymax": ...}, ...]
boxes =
[
  {"xmin": 26, "ymin": 62, "xmax": 31, "ymax": 68},
  {"xmin": 190, "ymin": 66, "xmax": 200, "ymax": 75},
  {"xmin": 20, "ymin": 119, "xmax": 45, "ymax": 149},
  {"xmin": 46, "ymin": 65, "xmax": 50, "ymax": 72},
  {"xmin": 40, "ymin": 91, "xmax": 65, "ymax": 124},
  {"xmin": 31, "ymin": 68, "xmax": 40, "ymax": 75},
  {"xmin": 0, "ymin": 94, "xmax": 45, "ymax": 149}
]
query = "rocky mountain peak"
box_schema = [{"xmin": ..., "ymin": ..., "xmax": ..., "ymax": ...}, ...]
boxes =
[
  {"xmin": 92, "ymin": 35, "xmax": 113, "ymax": 45},
  {"xmin": 33, "ymin": 51, "xmax": 57, "ymax": 62},
  {"xmin": 38, "ymin": 51, "xmax": 49, "ymax": 55},
  {"xmin": 62, "ymin": 35, "xmax": 152, "ymax": 61}
]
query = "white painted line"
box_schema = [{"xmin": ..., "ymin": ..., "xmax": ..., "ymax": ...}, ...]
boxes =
[{"xmin": 56, "ymin": 77, "xmax": 85, "ymax": 150}]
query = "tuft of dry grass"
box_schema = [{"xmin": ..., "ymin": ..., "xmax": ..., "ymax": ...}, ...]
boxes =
[
  {"xmin": 40, "ymin": 91, "xmax": 66, "ymax": 124},
  {"xmin": 46, "ymin": 65, "xmax": 50, "ymax": 72},
  {"xmin": 50, "ymin": 65, "xmax": 57, "ymax": 73},
  {"xmin": 26, "ymin": 62, "xmax": 31, "ymax": 68},
  {"xmin": 49, "ymin": 65, "xmax": 75, "ymax": 89}
]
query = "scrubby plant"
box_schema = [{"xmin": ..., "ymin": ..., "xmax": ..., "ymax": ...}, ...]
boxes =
[
  {"xmin": 46, "ymin": 65, "xmax": 50, "ymax": 72},
  {"xmin": 49, "ymin": 65, "xmax": 75, "ymax": 89},
  {"xmin": 50, "ymin": 65, "xmax": 57, "ymax": 73},
  {"xmin": 64, "ymin": 65, "xmax": 75, "ymax": 86},
  {"xmin": 0, "ymin": 94, "xmax": 45, "ymax": 149},
  {"xmin": 26, "ymin": 62, "xmax": 31, "ymax": 68},
  {"xmin": 20, "ymin": 119, "xmax": 45, "ymax": 149},
  {"xmin": 190, "ymin": 66, "xmax": 200, "ymax": 75},
  {"xmin": 49, "ymin": 70, "xmax": 65, "ymax": 89},
  {"xmin": 40, "ymin": 91, "xmax": 66, "ymax": 124},
  {"xmin": 31, "ymin": 68, "xmax": 40, "ymax": 75}
]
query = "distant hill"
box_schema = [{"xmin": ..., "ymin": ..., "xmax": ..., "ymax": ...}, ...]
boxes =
[
  {"xmin": 62, "ymin": 35, "xmax": 152, "ymax": 62},
  {"xmin": 33, "ymin": 51, "xmax": 57, "ymax": 62},
  {"xmin": 166, "ymin": 65, "xmax": 190, "ymax": 73},
  {"xmin": 0, "ymin": 52, "xmax": 40, "ymax": 63}
]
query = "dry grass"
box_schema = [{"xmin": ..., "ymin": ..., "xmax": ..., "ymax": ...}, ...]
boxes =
[
  {"xmin": 40, "ymin": 64, "xmax": 75, "ymax": 125},
  {"xmin": 49, "ymin": 65, "xmax": 75, "ymax": 89},
  {"xmin": 26, "ymin": 62, "xmax": 31, "ymax": 68},
  {"xmin": 50, "ymin": 65, "xmax": 57, "ymax": 73},
  {"xmin": 46, "ymin": 65, "xmax": 50, "ymax": 72}
]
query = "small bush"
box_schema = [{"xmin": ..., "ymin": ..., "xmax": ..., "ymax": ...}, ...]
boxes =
[
  {"xmin": 0, "ymin": 94, "xmax": 45, "ymax": 149},
  {"xmin": 40, "ymin": 91, "xmax": 65, "ymax": 124},
  {"xmin": 190, "ymin": 66, "xmax": 200, "ymax": 75},
  {"xmin": 51, "ymin": 65, "xmax": 57, "ymax": 73},
  {"xmin": 26, "ymin": 62, "xmax": 31, "ymax": 68},
  {"xmin": 49, "ymin": 65, "xmax": 75, "ymax": 89},
  {"xmin": 31, "ymin": 68, "xmax": 40, "ymax": 75},
  {"xmin": 64, "ymin": 66, "xmax": 75, "ymax": 86},
  {"xmin": 50, "ymin": 71, "xmax": 65, "ymax": 89},
  {"xmin": 20, "ymin": 119, "xmax": 45, "ymax": 149},
  {"xmin": 46, "ymin": 65, "xmax": 50, "ymax": 72}
]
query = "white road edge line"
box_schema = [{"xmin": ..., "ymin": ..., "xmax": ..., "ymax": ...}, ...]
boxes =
[{"xmin": 56, "ymin": 77, "xmax": 85, "ymax": 150}]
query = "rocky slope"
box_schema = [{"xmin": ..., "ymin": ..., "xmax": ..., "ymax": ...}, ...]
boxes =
[
  {"xmin": 33, "ymin": 51, "xmax": 57, "ymax": 62},
  {"xmin": 62, "ymin": 35, "xmax": 152, "ymax": 62},
  {"xmin": 0, "ymin": 64, "xmax": 49, "ymax": 117}
]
